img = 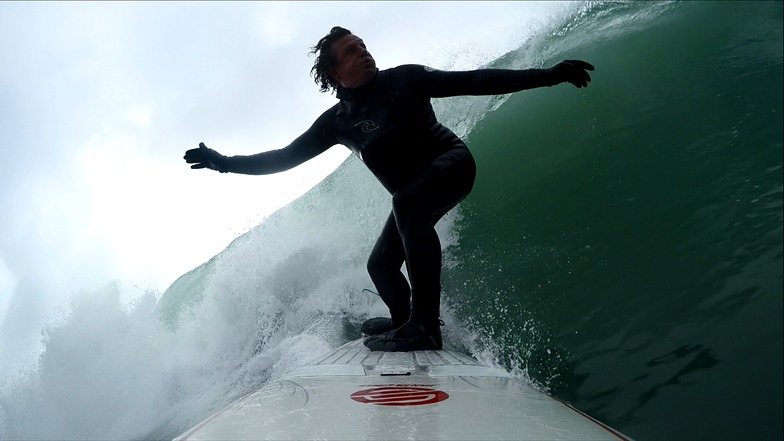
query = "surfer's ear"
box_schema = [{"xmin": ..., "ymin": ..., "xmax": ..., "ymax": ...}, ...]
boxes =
[
  {"xmin": 328, "ymin": 66, "xmax": 343, "ymax": 85},
  {"xmin": 327, "ymin": 67, "xmax": 339, "ymax": 82}
]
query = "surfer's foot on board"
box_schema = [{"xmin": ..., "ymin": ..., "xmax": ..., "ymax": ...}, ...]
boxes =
[
  {"xmin": 363, "ymin": 319, "xmax": 442, "ymax": 351},
  {"xmin": 360, "ymin": 317, "xmax": 400, "ymax": 335}
]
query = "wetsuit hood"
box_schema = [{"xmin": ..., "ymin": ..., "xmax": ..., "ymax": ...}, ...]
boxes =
[{"xmin": 335, "ymin": 68, "xmax": 380, "ymax": 101}]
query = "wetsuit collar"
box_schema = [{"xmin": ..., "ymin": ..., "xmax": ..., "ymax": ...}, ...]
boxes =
[{"xmin": 336, "ymin": 68, "xmax": 380, "ymax": 101}]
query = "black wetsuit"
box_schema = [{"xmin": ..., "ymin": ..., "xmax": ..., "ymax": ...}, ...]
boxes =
[{"xmin": 220, "ymin": 64, "xmax": 562, "ymax": 328}]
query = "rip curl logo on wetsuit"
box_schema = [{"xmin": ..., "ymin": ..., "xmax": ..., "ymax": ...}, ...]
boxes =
[{"xmin": 355, "ymin": 120, "xmax": 380, "ymax": 133}]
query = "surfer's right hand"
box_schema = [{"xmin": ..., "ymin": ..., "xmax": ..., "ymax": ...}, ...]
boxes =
[{"xmin": 184, "ymin": 142, "xmax": 228, "ymax": 172}]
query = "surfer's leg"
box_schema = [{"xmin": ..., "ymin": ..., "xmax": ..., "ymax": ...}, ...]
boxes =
[
  {"xmin": 366, "ymin": 148, "xmax": 476, "ymax": 351},
  {"xmin": 366, "ymin": 211, "xmax": 411, "ymax": 329},
  {"xmin": 401, "ymin": 148, "xmax": 476, "ymax": 324}
]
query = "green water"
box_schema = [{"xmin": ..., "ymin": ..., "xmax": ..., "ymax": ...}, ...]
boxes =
[{"xmin": 445, "ymin": 2, "xmax": 782, "ymax": 439}]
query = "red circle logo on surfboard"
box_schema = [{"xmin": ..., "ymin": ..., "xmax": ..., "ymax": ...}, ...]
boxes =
[{"xmin": 351, "ymin": 386, "xmax": 449, "ymax": 406}]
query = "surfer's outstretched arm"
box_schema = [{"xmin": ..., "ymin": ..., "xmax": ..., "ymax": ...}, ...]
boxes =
[
  {"xmin": 405, "ymin": 60, "xmax": 594, "ymax": 98},
  {"xmin": 184, "ymin": 110, "xmax": 337, "ymax": 175}
]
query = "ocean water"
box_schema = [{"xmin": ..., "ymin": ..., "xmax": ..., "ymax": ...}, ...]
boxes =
[{"xmin": 1, "ymin": 2, "xmax": 781, "ymax": 440}]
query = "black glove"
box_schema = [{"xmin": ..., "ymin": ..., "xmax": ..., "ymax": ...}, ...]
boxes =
[
  {"xmin": 184, "ymin": 142, "xmax": 228, "ymax": 172},
  {"xmin": 548, "ymin": 60, "xmax": 595, "ymax": 88}
]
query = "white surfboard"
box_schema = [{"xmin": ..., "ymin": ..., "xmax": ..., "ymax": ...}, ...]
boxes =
[{"xmin": 174, "ymin": 338, "xmax": 632, "ymax": 440}]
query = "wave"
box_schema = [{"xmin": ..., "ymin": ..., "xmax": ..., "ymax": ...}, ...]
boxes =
[{"xmin": 1, "ymin": 2, "xmax": 781, "ymax": 440}]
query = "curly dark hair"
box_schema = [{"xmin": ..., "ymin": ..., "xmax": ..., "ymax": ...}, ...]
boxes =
[{"xmin": 309, "ymin": 26, "xmax": 353, "ymax": 94}]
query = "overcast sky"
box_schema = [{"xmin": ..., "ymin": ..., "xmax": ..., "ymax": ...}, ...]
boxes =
[{"xmin": 0, "ymin": 2, "xmax": 575, "ymax": 339}]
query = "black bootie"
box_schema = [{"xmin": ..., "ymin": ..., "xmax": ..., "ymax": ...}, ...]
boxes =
[
  {"xmin": 363, "ymin": 319, "xmax": 442, "ymax": 352},
  {"xmin": 361, "ymin": 317, "xmax": 398, "ymax": 335},
  {"xmin": 360, "ymin": 300, "xmax": 409, "ymax": 336}
]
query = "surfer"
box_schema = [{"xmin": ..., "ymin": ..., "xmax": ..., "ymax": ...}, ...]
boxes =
[{"xmin": 184, "ymin": 26, "xmax": 594, "ymax": 352}]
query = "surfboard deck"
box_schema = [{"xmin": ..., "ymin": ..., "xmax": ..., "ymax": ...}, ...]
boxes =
[{"xmin": 174, "ymin": 338, "xmax": 631, "ymax": 440}]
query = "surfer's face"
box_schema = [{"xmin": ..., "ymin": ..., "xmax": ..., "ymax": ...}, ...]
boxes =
[{"xmin": 328, "ymin": 35, "xmax": 376, "ymax": 89}]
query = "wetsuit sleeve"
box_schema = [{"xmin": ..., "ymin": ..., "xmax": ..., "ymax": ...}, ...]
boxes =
[
  {"xmin": 402, "ymin": 64, "xmax": 560, "ymax": 98},
  {"xmin": 221, "ymin": 109, "xmax": 337, "ymax": 175}
]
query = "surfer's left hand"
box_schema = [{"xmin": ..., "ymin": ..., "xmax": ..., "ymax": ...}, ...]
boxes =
[{"xmin": 549, "ymin": 60, "xmax": 595, "ymax": 88}]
